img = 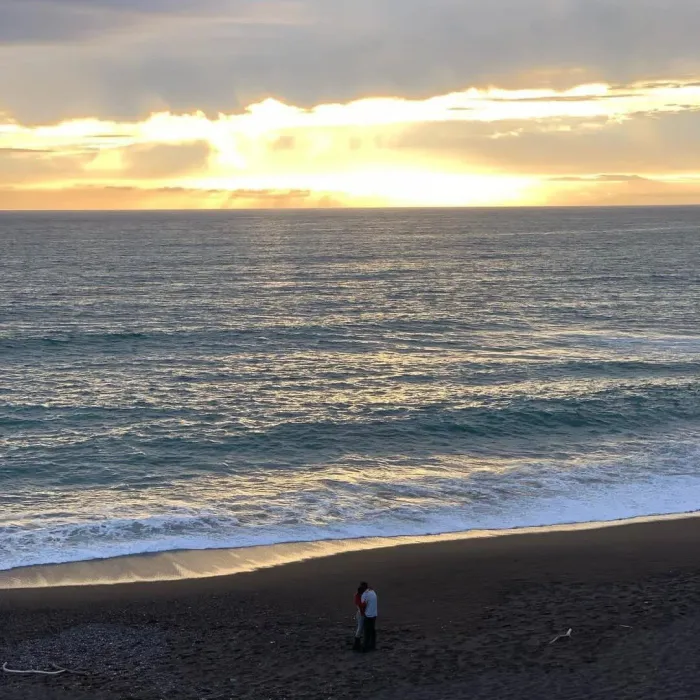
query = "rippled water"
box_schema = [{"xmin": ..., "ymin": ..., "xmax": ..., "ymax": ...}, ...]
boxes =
[{"xmin": 1, "ymin": 207, "xmax": 699, "ymax": 570}]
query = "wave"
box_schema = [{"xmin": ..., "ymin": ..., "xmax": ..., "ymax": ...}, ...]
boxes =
[
  {"xmin": 2, "ymin": 438, "xmax": 700, "ymax": 572},
  {"xmin": 128, "ymin": 382, "xmax": 700, "ymax": 450},
  {"xmin": 2, "ymin": 472, "xmax": 699, "ymax": 572},
  {"xmin": 0, "ymin": 320, "xmax": 465, "ymax": 351},
  {"xmin": 2, "ymin": 380, "xmax": 699, "ymax": 476},
  {"xmin": 549, "ymin": 332, "xmax": 700, "ymax": 354}
]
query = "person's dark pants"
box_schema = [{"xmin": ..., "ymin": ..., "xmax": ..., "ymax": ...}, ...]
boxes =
[{"xmin": 363, "ymin": 616, "xmax": 377, "ymax": 651}]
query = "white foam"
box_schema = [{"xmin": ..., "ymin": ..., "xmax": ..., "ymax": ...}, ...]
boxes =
[
  {"xmin": 2, "ymin": 470, "xmax": 700, "ymax": 575},
  {"xmin": 2, "ymin": 511, "xmax": 700, "ymax": 590},
  {"xmin": 3, "ymin": 432, "xmax": 700, "ymax": 575}
]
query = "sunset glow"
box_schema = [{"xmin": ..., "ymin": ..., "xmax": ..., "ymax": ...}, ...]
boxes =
[{"xmin": 3, "ymin": 0, "xmax": 700, "ymax": 209}]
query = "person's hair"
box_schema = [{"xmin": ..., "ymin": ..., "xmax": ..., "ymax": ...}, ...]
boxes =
[{"xmin": 359, "ymin": 581, "xmax": 368, "ymax": 590}]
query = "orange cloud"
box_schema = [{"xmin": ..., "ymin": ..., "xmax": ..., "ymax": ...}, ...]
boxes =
[
  {"xmin": 0, "ymin": 186, "xmax": 383, "ymax": 210},
  {"xmin": 3, "ymin": 77, "xmax": 700, "ymax": 208}
]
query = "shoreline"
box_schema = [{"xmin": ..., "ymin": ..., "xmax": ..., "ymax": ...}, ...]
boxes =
[
  {"xmin": 2, "ymin": 516, "xmax": 700, "ymax": 699},
  {"xmin": 2, "ymin": 510, "xmax": 699, "ymax": 591}
]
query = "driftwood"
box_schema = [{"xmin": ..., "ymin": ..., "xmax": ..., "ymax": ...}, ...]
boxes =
[
  {"xmin": 549, "ymin": 628, "xmax": 573, "ymax": 645},
  {"xmin": 50, "ymin": 664, "xmax": 89, "ymax": 676},
  {"xmin": 3, "ymin": 662, "xmax": 65, "ymax": 676},
  {"xmin": 2, "ymin": 662, "xmax": 88, "ymax": 676}
]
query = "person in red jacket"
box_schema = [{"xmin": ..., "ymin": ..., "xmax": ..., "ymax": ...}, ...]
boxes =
[{"xmin": 352, "ymin": 583, "xmax": 367, "ymax": 651}]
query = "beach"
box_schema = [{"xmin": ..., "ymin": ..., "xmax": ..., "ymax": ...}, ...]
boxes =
[{"xmin": 3, "ymin": 517, "xmax": 700, "ymax": 700}]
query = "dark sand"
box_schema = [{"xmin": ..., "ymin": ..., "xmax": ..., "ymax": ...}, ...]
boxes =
[{"xmin": 2, "ymin": 518, "xmax": 700, "ymax": 700}]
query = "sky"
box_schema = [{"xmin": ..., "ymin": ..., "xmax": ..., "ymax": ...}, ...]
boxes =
[{"xmin": 2, "ymin": 0, "xmax": 700, "ymax": 209}]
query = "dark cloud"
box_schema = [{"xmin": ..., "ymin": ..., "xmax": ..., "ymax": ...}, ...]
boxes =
[
  {"xmin": 0, "ymin": 0, "xmax": 237, "ymax": 43},
  {"xmin": 2, "ymin": 0, "xmax": 700, "ymax": 122}
]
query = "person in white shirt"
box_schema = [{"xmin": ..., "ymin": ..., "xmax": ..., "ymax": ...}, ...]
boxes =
[{"xmin": 359, "ymin": 581, "xmax": 378, "ymax": 651}]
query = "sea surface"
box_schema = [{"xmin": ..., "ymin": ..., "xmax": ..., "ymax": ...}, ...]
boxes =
[{"xmin": 1, "ymin": 207, "xmax": 699, "ymax": 572}]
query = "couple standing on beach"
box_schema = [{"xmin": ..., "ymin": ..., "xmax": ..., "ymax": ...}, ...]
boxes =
[{"xmin": 353, "ymin": 581, "xmax": 378, "ymax": 652}]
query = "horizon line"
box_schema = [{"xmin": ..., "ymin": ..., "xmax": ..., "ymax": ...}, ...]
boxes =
[{"xmin": 2, "ymin": 203, "xmax": 700, "ymax": 214}]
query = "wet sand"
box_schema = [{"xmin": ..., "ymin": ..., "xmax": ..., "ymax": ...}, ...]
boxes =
[{"xmin": 2, "ymin": 517, "xmax": 700, "ymax": 700}]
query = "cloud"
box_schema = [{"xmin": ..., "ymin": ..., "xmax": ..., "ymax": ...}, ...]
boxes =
[
  {"xmin": 119, "ymin": 140, "xmax": 212, "ymax": 179},
  {"xmin": 548, "ymin": 174, "xmax": 650, "ymax": 183},
  {"xmin": 543, "ymin": 176, "xmax": 700, "ymax": 207},
  {"xmin": 2, "ymin": 0, "xmax": 700, "ymax": 123},
  {"xmin": 0, "ymin": 185, "xmax": 356, "ymax": 210},
  {"xmin": 3, "ymin": 77, "xmax": 700, "ymax": 207},
  {"xmin": 0, "ymin": 148, "xmax": 91, "ymax": 185},
  {"xmin": 0, "ymin": 147, "xmax": 53, "ymax": 153},
  {"xmin": 0, "ymin": 1, "xmax": 297, "ymax": 44},
  {"xmin": 0, "ymin": 135, "xmax": 212, "ymax": 186},
  {"xmin": 395, "ymin": 108, "xmax": 700, "ymax": 175}
]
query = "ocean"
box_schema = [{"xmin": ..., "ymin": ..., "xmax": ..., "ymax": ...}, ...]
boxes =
[{"xmin": 1, "ymin": 207, "xmax": 699, "ymax": 572}]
